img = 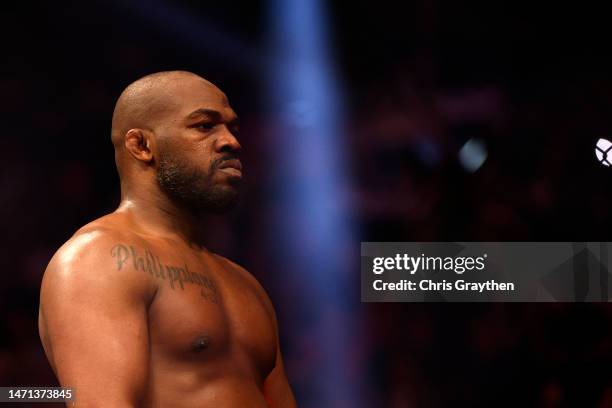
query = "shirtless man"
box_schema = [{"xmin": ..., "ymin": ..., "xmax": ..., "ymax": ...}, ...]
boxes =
[{"xmin": 38, "ymin": 71, "xmax": 297, "ymax": 407}]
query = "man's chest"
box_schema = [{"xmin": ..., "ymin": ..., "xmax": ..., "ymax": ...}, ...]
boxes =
[{"xmin": 116, "ymin": 243, "xmax": 278, "ymax": 380}]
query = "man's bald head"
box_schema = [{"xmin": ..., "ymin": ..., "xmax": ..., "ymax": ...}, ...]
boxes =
[
  {"xmin": 109, "ymin": 70, "xmax": 242, "ymax": 214},
  {"xmin": 111, "ymin": 71, "xmax": 217, "ymax": 148}
]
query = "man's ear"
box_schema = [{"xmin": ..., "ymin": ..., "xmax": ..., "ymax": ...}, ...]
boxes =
[{"xmin": 124, "ymin": 128, "xmax": 155, "ymax": 163}]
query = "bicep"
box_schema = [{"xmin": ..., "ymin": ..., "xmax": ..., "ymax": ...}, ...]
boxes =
[{"xmin": 40, "ymin": 247, "xmax": 151, "ymax": 407}]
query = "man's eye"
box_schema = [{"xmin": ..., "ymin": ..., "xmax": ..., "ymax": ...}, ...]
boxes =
[{"xmin": 196, "ymin": 122, "xmax": 216, "ymax": 131}]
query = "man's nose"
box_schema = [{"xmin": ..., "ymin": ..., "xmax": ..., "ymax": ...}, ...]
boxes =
[{"xmin": 215, "ymin": 126, "xmax": 241, "ymax": 154}]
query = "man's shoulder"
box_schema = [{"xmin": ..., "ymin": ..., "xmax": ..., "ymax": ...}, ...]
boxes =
[
  {"xmin": 51, "ymin": 215, "xmax": 137, "ymax": 267},
  {"xmin": 208, "ymin": 252, "xmax": 255, "ymax": 285},
  {"xmin": 209, "ymin": 252, "xmax": 246, "ymax": 274},
  {"xmin": 42, "ymin": 214, "xmax": 152, "ymax": 294},
  {"xmin": 209, "ymin": 253, "xmax": 276, "ymax": 313}
]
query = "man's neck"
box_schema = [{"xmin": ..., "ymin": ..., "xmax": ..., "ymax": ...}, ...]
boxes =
[{"xmin": 116, "ymin": 189, "xmax": 207, "ymax": 248}]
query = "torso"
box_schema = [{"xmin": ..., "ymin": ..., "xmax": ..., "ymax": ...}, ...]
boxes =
[{"xmin": 86, "ymin": 216, "xmax": 278, "ymax": 407}]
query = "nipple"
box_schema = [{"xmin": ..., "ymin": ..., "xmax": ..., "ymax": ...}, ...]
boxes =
[{"xmin": 191, "ymin": 334, "xmax": 211, "ymax": 352}]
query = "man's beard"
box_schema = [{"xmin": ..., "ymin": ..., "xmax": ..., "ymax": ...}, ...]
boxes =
[{"xmin": 156, "ymin": 153, "xmax": 240, "ymax": 215}]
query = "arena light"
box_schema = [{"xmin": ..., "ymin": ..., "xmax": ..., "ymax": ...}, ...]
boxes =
[
  {"xmin": 459, "ymin": 138, "xmax": 488, "ymax": 172},
  {"xmin": 266, "ymin": 0, "xmax": 359, "ymax": 406}
]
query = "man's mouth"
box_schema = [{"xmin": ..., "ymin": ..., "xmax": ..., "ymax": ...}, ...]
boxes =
[{"xmin": 217, "ymin": 159, "xmax": 242, "ymax": 178}]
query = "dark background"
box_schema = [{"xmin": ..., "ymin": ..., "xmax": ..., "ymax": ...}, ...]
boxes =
[{"xmin": 1, "ymin": 1, "xmax": 612, "ymax": 407}]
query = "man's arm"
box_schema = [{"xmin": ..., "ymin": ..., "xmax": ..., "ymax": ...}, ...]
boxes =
[
  {"xmin": 264, "ymin": 343, "xmax": 298, "ymax": 408},
  {"xmin": 220, "ymin": 256, "xmax": 297, "ymax": 407},
  {"xmin": 39, "ymin": 231, "xmax": 156, "ymax": 407}
]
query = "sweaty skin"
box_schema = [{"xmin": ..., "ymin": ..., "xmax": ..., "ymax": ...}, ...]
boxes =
[{"xmin": 38, "ymin": 71, "xmax": 297, "ymax": 408}]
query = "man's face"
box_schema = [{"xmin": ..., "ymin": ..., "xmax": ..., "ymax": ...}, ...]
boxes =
[{"xmin": 155, "ymin": 77, "xmax": 242, "ymax": 214}]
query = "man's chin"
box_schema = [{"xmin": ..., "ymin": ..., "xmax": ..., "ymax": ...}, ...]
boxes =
[{"xmin": 192, "ymin": 186, "xmax": 240, "ymax": 214}]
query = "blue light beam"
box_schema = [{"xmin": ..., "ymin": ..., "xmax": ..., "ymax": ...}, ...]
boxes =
[{"xmin": 267, "ymin": 0, "xmax": 359, "ymax": 407}]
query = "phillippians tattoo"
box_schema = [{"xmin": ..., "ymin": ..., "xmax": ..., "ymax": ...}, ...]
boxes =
[{"xmin": 110, "ymin": 244, "xmax": 219, "ymax": 303}]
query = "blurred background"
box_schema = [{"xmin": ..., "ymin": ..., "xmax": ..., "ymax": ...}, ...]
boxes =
[{"xmin": 2, "ymin": 0, "xmax": 612, "ymax": 407}]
